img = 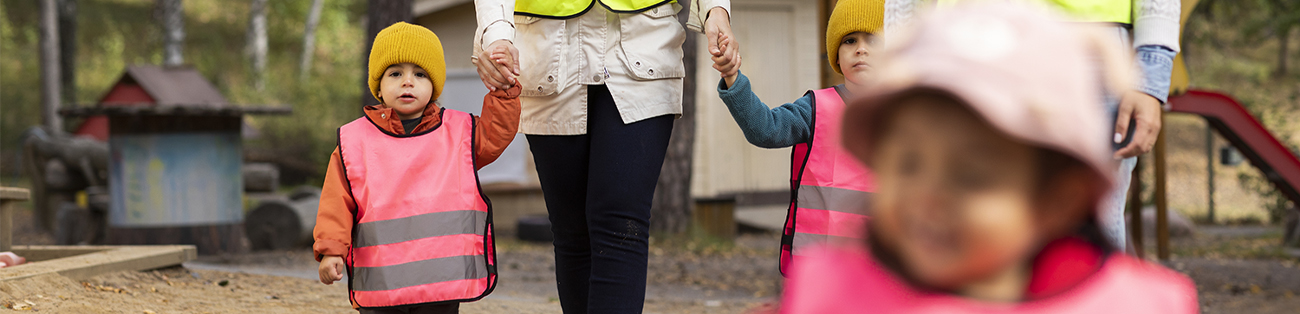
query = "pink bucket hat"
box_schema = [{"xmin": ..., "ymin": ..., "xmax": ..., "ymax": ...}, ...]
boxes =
[{"xmin": 841, "ymin": 2, "xmax": 1133, "ymax": 187}]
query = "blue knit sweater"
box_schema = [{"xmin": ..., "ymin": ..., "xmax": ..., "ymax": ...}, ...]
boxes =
[{"xmin": 717, "ymin": 72, "xmax": 845, "ymax": 149}]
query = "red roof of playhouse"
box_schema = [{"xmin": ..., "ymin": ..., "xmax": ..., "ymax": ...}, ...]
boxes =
[{"xmin": 72, "ymin": 65, "xmax": 231, "ymax": 141}]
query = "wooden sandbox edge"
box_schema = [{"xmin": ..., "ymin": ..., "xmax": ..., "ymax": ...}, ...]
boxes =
[{"xmin": 0, "ymin": 245, "xmax": 197, "ymax": 283}]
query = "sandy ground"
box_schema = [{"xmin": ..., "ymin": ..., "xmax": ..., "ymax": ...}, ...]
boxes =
[
  {"xmin": 5, "ymin": 207, "xmax": 1300, "ymax": 313},
  {"xmin": 0, "ymin": 238, "xmax": 781, "ymax": 313},
  {"xmin": 1, "ymin": 207, "xmax": 779, "ymax": 313}
]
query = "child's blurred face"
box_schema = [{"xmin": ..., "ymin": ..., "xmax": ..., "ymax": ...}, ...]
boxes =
[
  {"xmin": 379, "ymin": 63, "xmax": 434, "ymax": 120},
  {"xmin": 838, "ymin": 32, "xmax": 877, "ymax": 86},
  {"xmin": 868, "ymin": 95, "xmax": 1041, "ymax": 292}
]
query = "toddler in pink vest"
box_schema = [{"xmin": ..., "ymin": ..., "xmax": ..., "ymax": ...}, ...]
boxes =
[
  {"xmin": 313, "ymin": 22, "xmax": 520, "ymax": 314},
  {"xmin": 713, "ymin": 0, "xmax": 885, "ymax": 275},
  {"xmin": 779, "ymin": 3, "xmax": 1198, "ymax": 313}
]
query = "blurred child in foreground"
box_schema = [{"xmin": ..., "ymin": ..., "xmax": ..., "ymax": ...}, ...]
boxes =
[{"xmin": 779, "ymin": 3, "xmax": 1197, "ymax": 313}]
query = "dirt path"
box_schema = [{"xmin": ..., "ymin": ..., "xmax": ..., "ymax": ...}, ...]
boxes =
[
  {"xmin": 1164, "ymin": 225, "xmax": 1300, "ymax": 314},
  {"xmin": 5, "ymin": 203, "xmax": 1299, "ymax": 313},
  {"xmin": 0, "ymin": 233, "xmax": 781, "ymax": 313}
]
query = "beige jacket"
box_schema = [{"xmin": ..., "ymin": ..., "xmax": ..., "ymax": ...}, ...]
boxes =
[{"xmin": 474, "ymin": 0, "xmax": 731, "ymax": 135}]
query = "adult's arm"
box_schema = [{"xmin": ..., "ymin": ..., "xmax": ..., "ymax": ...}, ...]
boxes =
[
  {"xmin": 1114, "ymin": 0, "xmax": 1180, "ymax": 158},
  {"xmin": 691, "ymin": 0, "xmax": 740, "ymax": 77},
  {"xmin": 473, "ymin": 0, "xmax": 519, "ymax": 91}
]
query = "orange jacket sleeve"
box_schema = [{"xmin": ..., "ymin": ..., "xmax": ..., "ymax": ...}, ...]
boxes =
[
  {"xmin": 473, "ymin": 84, "xmax": 522, "ymax": 170},
  {"xmin": 313, "ymin": 147, "xmax": 355, "ymax": 261}
]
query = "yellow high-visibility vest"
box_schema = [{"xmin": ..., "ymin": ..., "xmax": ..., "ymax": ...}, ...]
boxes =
[
  {"xmin": 936, "ymin": 0, "xmax": 1132, "ymax": 24},
  {"xmin": 516, "ymin": 0, "xmax": 676, "ymax": 19}
]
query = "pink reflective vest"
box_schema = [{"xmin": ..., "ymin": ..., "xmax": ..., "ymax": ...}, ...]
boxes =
[
  {"xmin": 781, "ymin": 87, "xmax": 876, "ymax": 275},
  {"xmin": 781, "ymin": 245, "xmax": 1199, "ymax": 314},
  {"xmin": 338, "ymin": 109, "xmax": 497, "ymax": 308}
]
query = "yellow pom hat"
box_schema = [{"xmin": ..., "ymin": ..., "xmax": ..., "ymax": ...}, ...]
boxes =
[
  {"xmin": 368, "ymin": 22, "xmax": 446, "ymax": 102},
  {"xmin": 826, "ymin": 0, "xmax": 885, "ymax": 74}
]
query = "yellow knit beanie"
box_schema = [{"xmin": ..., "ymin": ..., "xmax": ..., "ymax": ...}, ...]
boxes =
[
  {"xmin": 826, "ymin": 0, "xmax": 885, "ymax": 74},
  {"xmin": 368, "ymin": 22, "xmax": 446, "ymax": 102}
]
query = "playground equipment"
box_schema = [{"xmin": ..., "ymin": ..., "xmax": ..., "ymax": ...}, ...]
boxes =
[
  {"xmin": 1129, "ymin": 0, "xmax": 1300, "ymax": 259},
  {"xmin": 49, "ymin": 65, "xmax": 288, "ymax": 255},
  {"xmin": 1135, "ymin": 90, "xmax": 1300, "ymax": 259}
]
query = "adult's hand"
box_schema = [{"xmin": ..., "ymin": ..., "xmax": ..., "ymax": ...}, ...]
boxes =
[
  {"xmin": 704, "ymin": 7, "xmax": 740, "ymax": 78},
  {"xmin": 475, "ymin": 39, "xmax": 520, "ymax": 92},
  {"xmin": 1113, "ymin": 90, "xmax": 1162, "ymax": 159}
]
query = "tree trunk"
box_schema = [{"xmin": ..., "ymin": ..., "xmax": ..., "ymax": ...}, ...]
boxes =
[
  {"xmin": 156, "ymin": 0, "xmax": 184, "ymax": 67},
  {"xmin": 58, "ymin": 0, "xmax": 76, "ymax": 105},
  {"xmin": 246, "ymin": 0, "xmax": 268, "ymax": 90},
  {"xmin": 299, "ymin": 0, "xmax": 325, "ymax": 81},
  {"xmin": 40, "ymin": 0, "xmax": 62, "ymax": 132},
  {"xmin": 650, "ymin": 7, "xmax": 699, "ymax": 234},
  {"xmin": 1277, "ymin": 25, "xmax": 1291, "ymax": 77},
  {"xmin": 361, "ymin": 0, "xmax": 412, "ymax": 108}
]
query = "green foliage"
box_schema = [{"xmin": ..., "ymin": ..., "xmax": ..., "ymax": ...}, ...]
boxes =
[
  {"xmin": 1, "ymin": 0, "xmax": 368, "ymax": 185},
  {"xmin": 1184, "ymin": 0, "xmax": 1300, "ymax": 223}
]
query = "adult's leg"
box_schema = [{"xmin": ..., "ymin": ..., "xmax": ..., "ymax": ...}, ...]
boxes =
[
  {"xmin": 1100, "ymin": 156, "xmax": 1138, "ymax": 251},
  {"xmin": 1099, "ymin": 26, "xmax": 1134, "ymax": 252},
  {"xmin": 527, "ymin": 132, "xmax": 592, "ymax": 314},
  {"xmin": 583, "ymin": 84, "xmax": 674, "ymax": 313}
]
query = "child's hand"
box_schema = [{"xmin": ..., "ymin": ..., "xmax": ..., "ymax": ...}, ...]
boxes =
[
  {"xmin": 318, "ymin": 255, "xmax": 345, "ymax": 285},
  {"xmin": 475, "ymin": 40, "xmax": 520, "ymax": 92},
  {"xmin": 488, "ymin": 46, "xmax": 518, "ymax": 86},
  {"xmin": 712, "ymin": 34, "xmax": 741, "ymax": 87}
]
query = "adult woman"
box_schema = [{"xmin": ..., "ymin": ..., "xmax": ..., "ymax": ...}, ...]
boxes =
[{"xmin": 472, "ymin": 1, "xmax": 738, "ymax": 313}]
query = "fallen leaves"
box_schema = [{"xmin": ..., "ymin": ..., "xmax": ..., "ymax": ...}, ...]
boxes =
[
  {"xmin": 1, "ymin": 299, "xmax": 36, "ymax": 310},
  {"xmin": 84, "ymin": 282, "xmax": 129, "ymax": 294}
]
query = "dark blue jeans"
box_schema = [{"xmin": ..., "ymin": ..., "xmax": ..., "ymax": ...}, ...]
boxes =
[{"xmin": 526, "ymin": 85, "xmax": 673, "ymax": 314}]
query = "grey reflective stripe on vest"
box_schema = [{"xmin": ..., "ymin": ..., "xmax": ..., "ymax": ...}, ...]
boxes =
[
  {"xmin": 796, "ymin": 185, "xmax": 871, "ymax": 214},
  {"xmin": 791, "ymin": 233, "xmax": 859, "ymax": 255},
  {"xmin": 352, "ymin": 255, "xmax": 489, "ymax": 291},
  {"xmin": 355, "ymin": 210, "xmax": 488, "ymax": 248}
]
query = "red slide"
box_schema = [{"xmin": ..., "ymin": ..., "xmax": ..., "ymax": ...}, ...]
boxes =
[{"xmin": 1166, "ymin": 90, "xmax": 1300, "ymax": 206}]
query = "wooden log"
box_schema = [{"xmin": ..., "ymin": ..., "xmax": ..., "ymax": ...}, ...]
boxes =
[
  {"xmin": 245, "ymin": 188, "xmax": 319, "ymax": 250},
  {"xmin": 244, "ymin": 201, "xmax": 301, "ymax": 251},
  {"xmin": 242, "ymin": 163, "xmax": 280, "ymax": 193}
]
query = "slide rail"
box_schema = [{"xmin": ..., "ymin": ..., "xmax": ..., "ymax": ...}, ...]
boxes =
[{"xmin": 1166, "ymin": 90, "xmax": 1300, "ymax": 207}]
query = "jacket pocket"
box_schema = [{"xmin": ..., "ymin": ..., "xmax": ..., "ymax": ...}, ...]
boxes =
[
  {"xmin": 618, "ymin": 3, "xmax": 686, "ymax": 81},
  {"xmin": 516, "ymin": 15, "xmax": 563, "ymax": 97}
]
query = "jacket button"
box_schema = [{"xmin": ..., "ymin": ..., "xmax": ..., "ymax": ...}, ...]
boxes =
[
  {"xmin": 381, "ymin": 113, "xmax": 386, "ymax": 118},
  {"xmin": 593, "ymin": 74, "xmax": 602, "ymax": 81},
  {"xmin": 547, "ymin": 75, "xmax": 554, "ymax": 82}
]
